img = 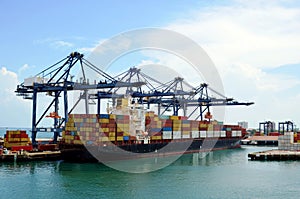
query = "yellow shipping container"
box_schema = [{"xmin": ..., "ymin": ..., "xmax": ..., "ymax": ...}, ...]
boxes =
[
  {"xmin": 64, "ymin": 139, "xmax": 72, "ymax": 144},
  {"xmin": 117, "ymin": 124, "xmax": 124, "ymax": 128},
  {"xmin": 182, "ymin": 124, "xmax": 190, "ymax": 128},
  {"xmin": 100, "ymin": 118, "xmax": 109, "ymax": 123},
  {"xmin": 173, "ymin": 127, "xmax": 181, "ymax": 131},
  {"xmin": 65, "ymin": 135, "xmax": 74, "ymax": 140},
  {"xmin": 8, "ymin": 138, "xmax": 20, "ymax": 142},
  {"xmin": 100, "ymin": 128, "xmax": 109, "ymax": 133},
  {"xmin": 100, "ymin": 137, "xmax": 109, "ymax": 142},
  {"xmin": 109, "ymin": 114, "xmax": 116, "ymax": 119},
  {"xmin": 109, "ymin": 137, "xmax": 115, "ymax": 141},
  {"xmin": 74, "ymin": 140, "xmax": 83, "ymax": 145},
  {"xmin": 117, "ymin": 136, "xmax": 123, "ymax": 141},
  {"xmin": 147, "ymin": 112, "xmax": 155, "ymax": 117},
  {"xmin": 199, "ymin": 124, "xmax": 208, "ymax": 128},
  {"xmin": 7, "ymin": 130, "xmax": 21, "ymax": 135},
  {"xmin": 109, "ymin": 132, "xmax": 115, "ymax": 137},
  {"xmin": 182, "ymin": 131, "xmax": 190, "ymax": 135},
  {"xmin": 173, "ymin": 124, "xmax": 182, "ymax": 128},
  {"xmin": 207, "ymin": 125, "xmax": 213, "ymax": 131},
  {"xmin": 4, "ymin": 142, "xmax": 29, "ymax": 148},
  {"xmin": 21, "ymin": 138, "xmax": 29, "ymax": 142},
  {"xmin": 123, "ymin": 132, "xmax": 130, "ymax": 136},
  {"xmin": 74, "ymin": 118, "xmax": 84, "ymax": 123},
  {"xmin": 172, "ymin": 120, "xmax": 181, "ymax": 124},
  {"xmin": 170, "ymin": 116, "xmax": 179, "ymax": 120},
  {"xmin": 66, "ymin": 122, "xmax": 74, "ymax": 127},
  {"xmin": 151, "ymin": 136, "xmax": 162, "ymax": 140}
]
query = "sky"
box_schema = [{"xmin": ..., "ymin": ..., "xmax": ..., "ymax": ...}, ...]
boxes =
[{"xmin": 1, "ymin": 0, "xmax": 300, "ymax": 129}]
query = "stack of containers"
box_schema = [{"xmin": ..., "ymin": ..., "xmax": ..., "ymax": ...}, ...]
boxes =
[
  {"xmin": 162, "ymin": 117, "xmax": 172, "ymax": 140},
  {"xmin": 116, "ymin": 115, "xmax": 130, "ymax": 141},
  {"xmin": 181, "ymin": 120, "xmax": 191, "ymax": 139},
  {"xmin": 199, "ymin": 121, "xmax": 208, "ymax": 138},
  {"xmin": 146, "ymin": 111, "xmax": 162, "ymax": 140},
  {"xmin": 230, "ymin": 125, "xmax": 242, "ymax": 137},
  {"xmin": 206, "ymin": 121, "xmax": 214, "ymax": 138},
  {"xmin": 191, "ymin": 120, "xmax": 200, "ymax": 138},
  {"xmin": 99, "ymin": 114, "xmax": 111, "ymax": 142},
  {"xmin": 278, "ymin": 132, "xmax": 298, "ymax": 150},
  {"xmin": 223, "ymin": 125, "xmax": 232, "ymax": 138},
  {"xmin": 213, "ymin": 121, "xmax": 221, "ymax": 137},
  {"xmin": 4, "ymin": 130, "xmax": 32, "ymax": 150},
  {"xmin": 108, "ymin": 114, "xmax": 117, "ymax": 141},
  {"xmin": 64, "ymin": 114, "xmax": 99, "ymax": 145},
  {"xmin": 172, "ymin": 116, "xmax": 181, "ymax": 139},
  {"xmin": 63, "ymin": 114, "xmax": 134, "ymax": 144}
]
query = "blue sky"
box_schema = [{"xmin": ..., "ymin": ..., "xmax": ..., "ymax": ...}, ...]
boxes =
[{"xmin": 1, "ymin": 0, "xmax": 300, "ymax": 129}]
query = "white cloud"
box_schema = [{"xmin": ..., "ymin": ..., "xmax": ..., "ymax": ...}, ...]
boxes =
[
  {"xmin": 51, "ymin": 40, "xmax": 73, "ymax": 48},
  {"xmin": 35, "ymin": 38, "xmax": 74, "ymax": 49},
  {"xmin": 162, "ymin": 1, "xmax": 300, "ymax": 127},
  {"xmin": 167, "ymin": 1, "xmax": 300, "ymax": 69},
  {"xmin": 0, "ymin": 67, "xmax": 31, "ymax": 127}
]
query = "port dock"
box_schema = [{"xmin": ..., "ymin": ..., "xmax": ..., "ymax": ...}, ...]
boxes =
[
  {"xmin": 241, "ymin": 136, "xmax": 278, "ymax": 146},
  {"xmin": 248, "ymin": 150, "xmax": 300, "ymax": 161},
  {"xmin": 0, "ymin": 150, "xmax": 61, "ymax": 162}
]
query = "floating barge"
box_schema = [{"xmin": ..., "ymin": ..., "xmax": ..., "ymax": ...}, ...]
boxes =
[{"xmin": 248, "ymin": 150, "xmax": 300, "ymax": 161}]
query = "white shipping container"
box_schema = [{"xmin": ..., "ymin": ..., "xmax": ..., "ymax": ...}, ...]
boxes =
[
  {"xmin": 182, "ymin": 134, "xmax": 190, "ymax": 139},
  {"xmin": 162, "ymin": 131, "xmax": 172, "ymax": 139},
  {"xmin": 236, "ymin": 131, "xmax": 242, "ymax": 136},
  {"xmin": 191, "ymin": 131, "xmax": 199, "ymax": 138},
  {"xmin": 213, "ymin": 131, "xmax": 220, "ymax": 137},
  {"xmin": 231, "ymin": 131, "xmax": 237, "ymax": 137},
  {"xmin": 220, "ymin": 131, "xmax": 226, "ymax": 137},
  {"xmin": 207, "ymin": 131, "xmax": 214, "ymax": 138},
  {"xmin": 173, "ymin": 131, "xmax": 181, "ymax": 139},
  {"xmin": 173, "ymin": 135, "xmax": 181, "ymax": 139},
  {"xmin": 200, "ymin": 131, "xmax": 206, "ymax": 138}
]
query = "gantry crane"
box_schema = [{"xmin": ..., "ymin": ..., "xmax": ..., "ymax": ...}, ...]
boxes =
[
  {"xmin": 15, "ymin": 52, "xmax": 144, "ymax": 146},
  {"xmin": 101, "ymin": 67, "xmax": 254, "ymax": 120},
  {"xmin": 278, "ymin": 121, "xmax": 294, "ymax": 134},
  {"xmin": 259, "ymin": 121, "xmax": 275, "ymax": 135}
]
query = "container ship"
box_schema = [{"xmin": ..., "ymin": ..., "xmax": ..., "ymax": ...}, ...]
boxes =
[
  {"xmin": 59, "ymin": 97, "xmax": 247, "ymax": 162},
  {"xmin": 13, "ymin": 52, "xmax": 253, "ymax": 163}
]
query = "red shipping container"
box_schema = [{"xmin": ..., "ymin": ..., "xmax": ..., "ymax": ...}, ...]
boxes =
[
  {"xmin": 11, "ymin": 145, "xmax": 33, "ymax": 151},
  {"xmin": 226, "ymin": 131, "xmax": 232, "ymax": 137},
  {"xmin": 179, "ymin": 116, "xmax": 188, "ymax": 120},
  {"xmin": 100, "ymin": 123, "xmax": 108, "ymax": 128}
]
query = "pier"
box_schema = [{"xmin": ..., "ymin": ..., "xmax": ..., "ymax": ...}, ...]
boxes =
[
  {"xmin": 0, "ymin": 150, "xmax": 61, "ymax": 162},
  {"xmin": 248, "ymin": 150, "xmax": 300, "ymax": 161}
]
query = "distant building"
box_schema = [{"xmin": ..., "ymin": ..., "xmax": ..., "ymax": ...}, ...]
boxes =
[{"xmin": 238, "ymin": 121, "xmax": 248, "ymax": 129}]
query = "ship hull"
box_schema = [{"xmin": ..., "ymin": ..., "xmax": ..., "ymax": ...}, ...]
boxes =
[{"xmin": 60, "ymin": 137, "xmax": 241, "ymax": 163}]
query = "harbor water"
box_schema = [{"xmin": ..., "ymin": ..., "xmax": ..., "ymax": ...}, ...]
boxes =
[{"xmin": 1, "ymin": 145, "xmax": 300, "ymax": 199}]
